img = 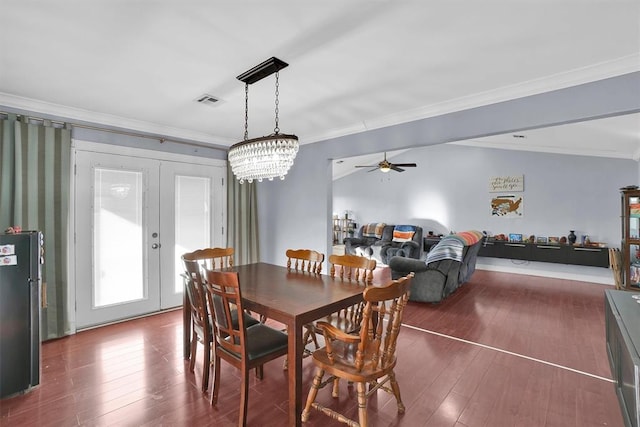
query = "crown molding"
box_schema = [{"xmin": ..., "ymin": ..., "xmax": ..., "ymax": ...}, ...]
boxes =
[
  {"xmin": 0, "ymin": 92, "xmax": 232, "ymax": 146},
  {"xmin": 310, "ymin": 54, "xmax": 640, "ymax": 144},
  {"xmin": 451, "ymin": 139, "xmax": 636, "ymax": 161},
  {"xmin": 1, "ymin": 54, "xmax": 638, "ymax": 147}
]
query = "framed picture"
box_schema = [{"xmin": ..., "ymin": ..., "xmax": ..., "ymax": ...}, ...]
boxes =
[
  {"xmin": 536, "ymin": 236, "xmax": 548, "ymax": 244},
  {"xmin": 508, "ymin": 233, "xmax": 523, "ymax": 242},
  {"xmin": 548, "ymin": 236, "xmax": 559, "ymax": 244}
]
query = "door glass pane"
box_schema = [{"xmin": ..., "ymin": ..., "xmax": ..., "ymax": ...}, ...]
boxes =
[
  {"xmin": 94, "ymin": 168, "xmax": 145, "ymax": 307},
  {"xmin": 174, "ymin": 175, "xmax": 211, "ymax": 292}
]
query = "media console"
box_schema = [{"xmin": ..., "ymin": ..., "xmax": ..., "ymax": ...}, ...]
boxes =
[{"xmin": 478, "ymin": 240, "xmax": 609, "ymax": 268}]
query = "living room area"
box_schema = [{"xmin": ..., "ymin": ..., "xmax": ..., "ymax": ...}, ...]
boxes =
[{"xmin": 332, "ymin": 141, "xmax": 636, "ymax": 286}]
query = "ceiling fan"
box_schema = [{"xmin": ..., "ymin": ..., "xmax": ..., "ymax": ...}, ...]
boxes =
[{"xmin": 354, "ymin": 152, "xmax": 417, "ymax": 173}]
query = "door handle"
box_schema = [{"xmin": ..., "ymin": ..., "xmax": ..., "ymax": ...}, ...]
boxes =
[{"xmin": 151, "ymin": 243, "xmax": 161, "ymax": 249}]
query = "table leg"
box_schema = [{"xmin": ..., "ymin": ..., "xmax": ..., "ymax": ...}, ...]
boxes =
[
  {"xmin": 183, "ymin": 287, "xmax": 191, "ymax": 359},
  {"xmin": 288, "ymin": 318, "xmax": 304, "ymax": 427}
]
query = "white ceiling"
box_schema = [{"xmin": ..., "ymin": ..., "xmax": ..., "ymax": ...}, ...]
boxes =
[{"xmin": 1, "ymin": 1, "xmax": 639, "ymax": 161}]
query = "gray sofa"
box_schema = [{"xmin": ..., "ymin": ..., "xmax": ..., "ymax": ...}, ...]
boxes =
[
  {"xmin": 344, "ymin": 223, "xmax": 423, "ymax": 265},
  {"xmin": 388, "ymin": 230, "xmax": 483, "ymax": 302}
]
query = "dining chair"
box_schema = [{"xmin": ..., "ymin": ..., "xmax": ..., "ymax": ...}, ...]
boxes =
[
  {"xmin": 283, "ymin": 249, "xmax": 326, "ymax": 366},
  {"xmin": 183, "ymin": 247, "xmax": 234, "ymax": 271},
  {"xmin": 301, "ymin": 273, "xmax": 414, "ymax": 427},
  {"xmin": 329, "ymin": 253, "xmax": 376, "ymax": 284},
  {"xmin": 300, "ymin": 253, "xmax": 377, "ymax": 393},
  {"xmin": 203, "ymin": 269, "xmax": 289, "ymax": 426},
  {"xmin": 181, "ymin": 268, "xmax": 211, "ymax": 393},
  {"xmin": 181, "ymin": 248, "xmax": 258, "ymax": 392},
  {"xmin": 325, "ymin": 253, "xmax": 376, "ymax": 333},
  {"xmin": 286, "ymin": 248, "xmax": 325, "ymax": 274}
]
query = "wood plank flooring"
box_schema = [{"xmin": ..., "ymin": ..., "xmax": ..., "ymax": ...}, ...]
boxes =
[{"xmin": 0, "ymin": 270, "xmax": 624, "ymax": 426}]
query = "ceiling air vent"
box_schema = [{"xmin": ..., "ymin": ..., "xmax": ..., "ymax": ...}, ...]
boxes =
[{"xmin": 196, "ymin": 94, "xmax": 221, "ymax": 106}]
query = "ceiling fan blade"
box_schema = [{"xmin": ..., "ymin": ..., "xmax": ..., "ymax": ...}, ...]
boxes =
[
  {"xmin": 355, "ymin": 165, "xmax": 378, "ymax": 168},
  {"xmin": 391, "ymin": 166, "xmax": 405, "ymax": 172},
  {"xmin": 392, "ymin": 163, "xmax": 417, "ymax": 167},
  {"xmin": 367, "ymin": 167, "xmax": 379, "ymax": 172}
]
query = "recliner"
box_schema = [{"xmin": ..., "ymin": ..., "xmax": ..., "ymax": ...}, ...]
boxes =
[{"xmin": 344, "ymin": 223, "xmax": 423, "ymax": 265}]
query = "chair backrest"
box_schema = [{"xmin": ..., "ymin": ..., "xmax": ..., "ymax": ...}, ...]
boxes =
[
  {"xmin": 286, "ymin": 249, "xmax": 325, "ymax": 274},
  {"xmin": 328, "ymin": 254, "xmax": 376, "ymax": 284},
  {"xmin": 202, "ymin": 269, "xmax": 248, "ymax": 360},
  {"xmin": 181, "ymin": 260, "xmax": 210, "ymax": 340},
  {"xmin": 182, "ymin": 248, "xmax": 234, "ymax": 281},
  {"xmin": 353, "ymin": 273, "xmax": 413, "ymax": 372}
]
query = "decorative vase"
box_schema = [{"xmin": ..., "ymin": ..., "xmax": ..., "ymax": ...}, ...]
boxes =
[{"xmin": 568, "ymin": 230, "xmax": 577, "ymax": 245}]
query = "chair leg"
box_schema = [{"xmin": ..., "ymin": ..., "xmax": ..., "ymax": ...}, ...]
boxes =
[
  {"xmin": 332, "ymin": 378, "xmax": 340, "ymax": 398},
  {"xmin": 388, "ymin": 371, "xmax": 405, "ymax": 413},
  {"xmin": 301, "ymin": 369, "xmax": 324, "ymax": 422},
  {"xmin": 256, "ymin": 365, "xmax": 264, "ymax": 379},
  {"xmin": 210, "ymin": 354, "xmax": 221, "ymax": 405},
  {"xmin": 189, "ymin": 336, "xmax": 197, "ymax": 372},
  {"xmin": 356, "ymin": 381, "xmax": 368, "ymax": 427},
  {"xmin": 201, "ymin": 341, "xmax": 211, "ymax": 393},
  {"xmin": 239, "ymin": 369, "xmax": 250, "ymax": 427}
]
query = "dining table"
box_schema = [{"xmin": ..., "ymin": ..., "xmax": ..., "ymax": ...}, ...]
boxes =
[{"xmin": 182, "ymin": 262, "xmax": 369, "ymax": 427}]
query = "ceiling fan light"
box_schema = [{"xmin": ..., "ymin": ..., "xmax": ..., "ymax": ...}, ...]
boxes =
[{"xmin": 380, "ymin": 166, "xmax": 391, "ymax": 173}]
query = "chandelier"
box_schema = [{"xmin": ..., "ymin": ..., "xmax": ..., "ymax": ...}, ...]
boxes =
[{"xmin": 228, "ymin": 57, "xmax": 299, "ymax": 184}]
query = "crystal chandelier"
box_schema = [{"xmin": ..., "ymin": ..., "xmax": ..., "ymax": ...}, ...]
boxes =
[{"xmin": 228, "ymin": 57, "xmax": 299, "ymax": 184}]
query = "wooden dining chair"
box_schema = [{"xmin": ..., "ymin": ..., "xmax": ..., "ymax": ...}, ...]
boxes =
[
  {"xmin": 300, "ymin": 254, "xmax": 377, "ymax": 391},
  {"xmin": 203, "ymin": 269, "xmax": 289, "ymax": 426},
  {"xmin": 283, "ymin": 249, "xmax": 326, "ymax": 366},
  {"xmin": 325, "ymin": 253, "xmax": 376, "ymax": 333},
  {"xmin": 181, "ymin": 248, "xmax": 257, "ymax": 392},
  {"xmin": 301, "ymin": 273, "xmax": 414, "ymax": 427},
  {"xmin": 183, "ymin": 247, "xmax": 234, "ymax": 271},
  {"xmin": 329, "ymin": 253, "xmax": 376, "ymax": 284},
  {"xmin": 286, "ymin": 248, "xmax": 325, "ymax": 274},
  {"xmin": 181, "ymin": 267, "xmax": 211, "ymax": 393}
]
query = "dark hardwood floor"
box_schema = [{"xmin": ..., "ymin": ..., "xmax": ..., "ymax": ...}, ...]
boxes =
[{"xmin": 0, "ymin": 270, "xmax": 624, "ymax": 426}]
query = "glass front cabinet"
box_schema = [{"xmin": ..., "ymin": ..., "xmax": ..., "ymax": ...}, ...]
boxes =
[{"xmin": 621, "ymin": 188, "xmax": 640, "ymax": 289}]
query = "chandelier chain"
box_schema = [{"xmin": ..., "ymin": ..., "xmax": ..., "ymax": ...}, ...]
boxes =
[
  {"xmin": 244, "ymin": 83, "xmax": 249, "ymax": 141},
  {"xmin": 274, "ymin": 71, "xmax": 280, "ymax": 133}
]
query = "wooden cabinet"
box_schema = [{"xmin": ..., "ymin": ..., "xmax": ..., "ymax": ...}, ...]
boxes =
[
  {"xmin": 621, "ymin": 188, "xmax": 640, "ymax": 289},
  {"xmin": 605, "ymin": 289, "xmax": 640, "ymax": 427}
]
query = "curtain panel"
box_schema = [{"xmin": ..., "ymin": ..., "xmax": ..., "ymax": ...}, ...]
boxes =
[
  {"xmin": 0, "ymin": 114, "xmax": 72, "ymax": 339},
  {"xmin": 226, "ymin": 164, "xmax": 259, "ymax": 265}
]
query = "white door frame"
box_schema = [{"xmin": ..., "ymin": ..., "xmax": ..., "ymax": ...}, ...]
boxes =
[{"xmin": 71, "ymin": 140, "xmax": 226, "ymax": 330}]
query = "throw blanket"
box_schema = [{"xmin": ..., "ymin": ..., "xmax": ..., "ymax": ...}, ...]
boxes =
[
  {"xmin": 426, "ymin": 236, "xmax": 464, "ymax": 263},
  {"xmin": 425, "ymin": 230, "xmax": 483, "ymax": 264}
]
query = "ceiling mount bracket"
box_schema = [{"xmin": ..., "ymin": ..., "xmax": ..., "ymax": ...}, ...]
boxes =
[{"xmin": 236, "ymin": 57, "xmax": 289, "ymax": 85}]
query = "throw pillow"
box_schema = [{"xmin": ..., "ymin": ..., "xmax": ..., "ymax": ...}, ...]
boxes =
[{"xmin": 392, "ymin": 225, "xmax": 416, "ymax": 242}]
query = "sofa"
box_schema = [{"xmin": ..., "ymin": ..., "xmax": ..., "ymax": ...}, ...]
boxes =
[
  {"xmin": 388, "ymin": 230, "xmax": 484, "ymax": 303},
  {"xmin": 344, "ymin": 223, "xmax": 423, "ymax": 265}
]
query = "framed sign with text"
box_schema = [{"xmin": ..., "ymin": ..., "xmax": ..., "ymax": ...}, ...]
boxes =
[{"xmin": 489, "ymin": 175, "xmax": 524, "ymax": 192}]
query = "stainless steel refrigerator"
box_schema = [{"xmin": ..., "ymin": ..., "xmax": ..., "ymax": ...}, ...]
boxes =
[{"xmin": 0, "ymin": 231, "xmax": 43, "ymax": 399}]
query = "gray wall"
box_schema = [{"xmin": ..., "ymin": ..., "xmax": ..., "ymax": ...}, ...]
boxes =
[
  {"xmin": 334, "ymin": 143, "xmax": 636, "ymax": 245},
  {"xmin": 256, "ymin": 72, "xmax": 640, "ymax": 283}
]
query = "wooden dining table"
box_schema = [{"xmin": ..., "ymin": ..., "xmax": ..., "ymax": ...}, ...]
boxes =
[{"xmin": 182, "ymin": 262, "xmax": 368, "ymax": 426}]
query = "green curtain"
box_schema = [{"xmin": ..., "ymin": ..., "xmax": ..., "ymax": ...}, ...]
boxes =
[
  {"xmin": 0, "ymin": 114, "xmax": 71, "ymax": 339},
  {"xmin": 226, "ymin": 163, "xmax": 259, "ymax": 265}
]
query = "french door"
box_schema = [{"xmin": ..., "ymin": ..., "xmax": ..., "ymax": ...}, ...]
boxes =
[{"xmin": 74, "ymin": 146, "xmax": 225, "ymax": 329}]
